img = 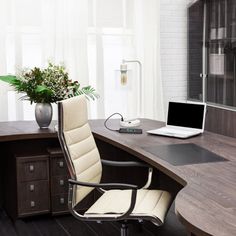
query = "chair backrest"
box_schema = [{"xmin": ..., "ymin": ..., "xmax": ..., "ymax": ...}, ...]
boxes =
[{"xmin": 58, "ymin": 95, "xmax": 102, "ymax": 203}]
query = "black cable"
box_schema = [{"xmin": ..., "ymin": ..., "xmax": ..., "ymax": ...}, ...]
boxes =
[{"xmin": 104, "ymin": 113, "xmax": 124, "ymax": 132}]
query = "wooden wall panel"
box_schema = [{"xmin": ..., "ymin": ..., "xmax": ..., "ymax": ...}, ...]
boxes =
[{"xmin": 205, "ymin": 106, "xmax": 236, "ymax": 138}]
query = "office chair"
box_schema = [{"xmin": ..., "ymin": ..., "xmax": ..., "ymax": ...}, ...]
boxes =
[{"xmin": 57, "ymin": 95, "xmax": 172, "ymax": 236}]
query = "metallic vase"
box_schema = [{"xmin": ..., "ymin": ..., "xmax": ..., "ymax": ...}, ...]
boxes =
[{"xmin": 35, "ymin": 103, "xmax": 53, "ymax": 129}]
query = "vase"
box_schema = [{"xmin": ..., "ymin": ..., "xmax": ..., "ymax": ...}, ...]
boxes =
[{"xmin": 35, "ymin": 103, "xmax": 53, "ymax": 129}]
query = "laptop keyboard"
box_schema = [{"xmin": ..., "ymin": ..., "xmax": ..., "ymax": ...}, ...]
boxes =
[
  {"xmin": 147, "ymin": 126, "xmax": 202, "ymax": 138},
  {"xmin": 158, "ymin": 127, "xmax": 198, "ymax": 135}
]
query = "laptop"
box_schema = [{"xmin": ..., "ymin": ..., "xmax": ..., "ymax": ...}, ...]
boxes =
[{"xmin": 147, "ymin": 101, "xmax": 206, "ymax": 139}]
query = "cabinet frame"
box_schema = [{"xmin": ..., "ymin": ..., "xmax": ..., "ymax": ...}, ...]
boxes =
[{"xmin": 188, "ymin": 0, "xmax": 236, "ymax": 111}]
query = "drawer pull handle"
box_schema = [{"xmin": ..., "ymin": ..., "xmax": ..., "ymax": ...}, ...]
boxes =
[
  {"xmin": 30, "ymin": 201, "xmax": 35, "ymax": 207},
  {"xmin": 60, "ymin": 198, "xmax": 65, "ymax": 204},
  {"xmin": 30, "ymin": 184, "xmax": 35, "ymax": 192},
  {"xmin": 29, "ymin": 165, "xmax": 34, "ymax": 172},
  {"xmin": 59, "ymin": 180, "xmax": 64, "ymax": 186},
  {"xmin": 59, "ymin": 161, "xmax": 64, "ymax": 168}
]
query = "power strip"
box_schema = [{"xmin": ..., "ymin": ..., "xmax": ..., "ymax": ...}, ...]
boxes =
[
  {"xmin": 118, "ymin": 128, "xmax": 143, "ymax": 134},
  {"xmin": 120, "ymin": 119, "xmax": 141, "ymax": 127}
]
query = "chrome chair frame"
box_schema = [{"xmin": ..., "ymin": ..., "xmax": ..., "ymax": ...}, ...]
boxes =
[{"xmin": 57, "ymin": 99, "xmax": 166, "ymax": 236}]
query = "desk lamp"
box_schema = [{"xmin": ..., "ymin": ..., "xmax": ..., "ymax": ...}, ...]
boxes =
[{"xmin": 119, "ymin": 59, "xmax": 142, "ymax": 127}]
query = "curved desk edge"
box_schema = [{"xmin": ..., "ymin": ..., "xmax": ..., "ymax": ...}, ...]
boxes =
[{"xmin": 89, "ymin": 118, "xmax": 236, "ymax": 236}]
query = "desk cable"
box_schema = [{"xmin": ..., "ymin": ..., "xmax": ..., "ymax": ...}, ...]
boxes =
[{"xmin": 104, "ymin": 113, "xmax": 124, "ymax": 132}]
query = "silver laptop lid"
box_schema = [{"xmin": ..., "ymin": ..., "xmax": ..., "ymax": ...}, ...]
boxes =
[{"xmin": 167, "ymin": 101, "xmax": 206, "ymax": 132}]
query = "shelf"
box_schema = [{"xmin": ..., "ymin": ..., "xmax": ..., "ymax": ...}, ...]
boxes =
[
  {"xmin": 208, "ymin": 74, "xmax": 234, "ymax": 80},
  {"xmin": 207, "ymin": 38, "xmax": 236, "ymax": 42}
]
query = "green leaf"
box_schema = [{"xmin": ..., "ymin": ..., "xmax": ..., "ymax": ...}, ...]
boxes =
[
  {"xmin": 80, "ymin": 86, "xmax": 99, "ymax": 100},
  {"xmin": 35, "ymin": 85, "xmax": 53, "ymax": 101},
  {"xmin": 35, "ymin": 85, "xmax": 51, "ymax": 93},
  {"xmin": 0, "ymin": 75, "xmax": 18, "ymax": 85}
]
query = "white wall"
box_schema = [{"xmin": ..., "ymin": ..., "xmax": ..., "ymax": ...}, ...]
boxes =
[{"xmin": 160, "ymin": 0, "xmax": 191, "ymax": 115}]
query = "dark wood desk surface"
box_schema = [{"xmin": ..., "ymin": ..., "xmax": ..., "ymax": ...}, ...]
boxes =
[
  {"xmin": 89, "ymin": 119, "xmax": 236, "ymax": 236},
  {"xmin": 1, "ymin": 119, "xmax": 236, "ymax": 236},
  {"xmin": 0, "ymin": 121, "xmax": 57, "ymax": 142}
]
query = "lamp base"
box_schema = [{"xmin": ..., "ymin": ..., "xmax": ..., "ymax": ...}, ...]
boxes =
[{"xmin": 120, "ymin": 118, "xmax": 141, "ymax": 127}]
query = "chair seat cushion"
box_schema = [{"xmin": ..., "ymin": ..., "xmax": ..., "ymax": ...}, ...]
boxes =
[{"xmin": 84, "ymin": 189, "xmax": 172, "ymax": 225}]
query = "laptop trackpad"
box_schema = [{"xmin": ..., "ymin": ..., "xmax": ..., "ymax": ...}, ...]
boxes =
[{"xmin": 142, "ymin": 143, "xmax": 227, "ymax": 166}]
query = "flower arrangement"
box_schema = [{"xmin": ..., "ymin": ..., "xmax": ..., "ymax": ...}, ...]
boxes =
[{"xmin": 0, "ymin": 62, "xmax": 98, "ymax": 104}]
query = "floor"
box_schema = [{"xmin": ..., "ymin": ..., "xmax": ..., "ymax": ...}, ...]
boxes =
[{"xmin": 0, "ymin": 203, "xmax": 187, "ymax": 236}]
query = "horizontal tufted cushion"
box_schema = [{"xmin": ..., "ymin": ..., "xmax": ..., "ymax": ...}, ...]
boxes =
[
  {"xmin": 61, "ymin": 95, "xmax": 102, "ymax": 203},
  {"xmin": 85, "ymin": 189, "xmax": 172, "ymax": 225}
]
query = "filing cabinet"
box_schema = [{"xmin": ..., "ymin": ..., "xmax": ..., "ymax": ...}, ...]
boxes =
[
  {"xmin": 48, "ymin": 148, "xmax": 69, "ymax": 215},
  {"xmin": 5, "ymin": 149, "xmax": 67, "ymax": 219},
  {"xmin": 16, "ymin": 155, "xmax": 50, "ymax": 217},
  {"xmin": 4, "ymin": 139, "xmax": 94, "ymax": 220}
]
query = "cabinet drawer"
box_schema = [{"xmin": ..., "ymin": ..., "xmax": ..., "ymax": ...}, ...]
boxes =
[
  {"xmin": 18, "ymin": 180, "xmax": 50, "ymax": 216},
  {"xmin": 51, "ymin": 157, "xmax": 68, "ymax": 176},
  {"xmin": 51, "ymin": 193, "xmax": 68, "ymax": 214},
  {"xmin": 51, "ymin": 175, "xmax": 69, "ymax": 195},
  {"xmin": 17, "ymin": 155, "xmax": 49, "ymax": 182}
]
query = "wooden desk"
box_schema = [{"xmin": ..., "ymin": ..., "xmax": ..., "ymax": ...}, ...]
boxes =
[
  {"xmin": 1, "ymin": 119, "xmax": 236, "ymax": 235},
  {"xmin": 89, "ymin": 119, "xmax": 236, "ymax": 236}
]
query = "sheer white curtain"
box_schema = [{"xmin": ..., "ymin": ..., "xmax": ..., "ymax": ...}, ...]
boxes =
[
  {"xmin": 0, "ymin": 0, "xmax": 9, "ymax": 121},
  {"xmin": 0, "ymin": 0, "xmax": 164, "ymax": 121},
  {"xmin": 133, "ymin": 0, "xmax": 164, "ymax": 120},
  {"xmin": 41, "ymin": 0, "xmax": 89, "ymax": 83}
]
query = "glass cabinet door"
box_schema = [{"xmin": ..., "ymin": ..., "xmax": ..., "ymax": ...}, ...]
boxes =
[
  {"xmin": 206, "ymin": 0, "xmax": 236, "ymax": 107},
  {"xmin": 188, "ymin": 0, "xmax": 204, "ymax": 101}
]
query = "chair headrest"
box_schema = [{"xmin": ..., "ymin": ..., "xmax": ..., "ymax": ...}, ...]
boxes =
[{"xmin": 59, "ymin": 95, "xmax": 88, "ymax": 132}]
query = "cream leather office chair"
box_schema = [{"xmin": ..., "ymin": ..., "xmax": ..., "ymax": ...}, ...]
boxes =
[{"xmin": 58, "ymin": 95, "xmax": 172, "ymax": 236}]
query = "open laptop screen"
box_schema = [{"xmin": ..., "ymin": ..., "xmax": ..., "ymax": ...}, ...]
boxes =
[{"xmin": 167, "ymin": 102, "xmax": 205, "ymax": 129}]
